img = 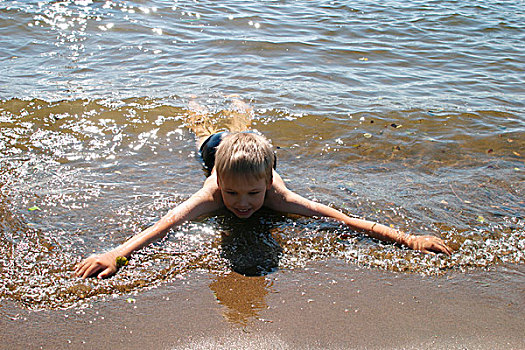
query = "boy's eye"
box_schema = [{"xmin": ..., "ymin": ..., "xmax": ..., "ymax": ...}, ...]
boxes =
[
  {"xmin": 249, "ymin": 191, "xmax": 261, "ymax": 195},
  {"xmin": 226, "ymin": 191, "xmax": 237, "ymax": 195}
]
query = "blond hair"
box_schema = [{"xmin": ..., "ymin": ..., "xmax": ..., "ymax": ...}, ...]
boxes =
[{"xmin": 215, "ymin": 132, "xmax": 274, "ymax": 184}]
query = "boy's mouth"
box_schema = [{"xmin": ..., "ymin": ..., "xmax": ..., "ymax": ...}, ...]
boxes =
[{"xmin": 232, "ymin": 208, "xmax": 252, "ymax": 217}]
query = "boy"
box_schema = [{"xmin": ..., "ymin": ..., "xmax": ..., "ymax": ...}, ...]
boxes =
[{"xmin": 75, "ymin": 99, "xmax": 452, "ymax": 279}]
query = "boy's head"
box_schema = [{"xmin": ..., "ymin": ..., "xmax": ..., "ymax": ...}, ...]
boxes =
[
  {"xmin": 215, "ymin": 132, "xmax": 274, "ymax": 218},
  {"xmin": 215, "ymin": 132, "xmax": 274, "ymax": 185}
]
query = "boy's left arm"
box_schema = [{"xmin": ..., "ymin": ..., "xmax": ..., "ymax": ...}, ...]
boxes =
[{"xmin": 265, "ymin": 171, "xmax": 452, "ymax": 255}]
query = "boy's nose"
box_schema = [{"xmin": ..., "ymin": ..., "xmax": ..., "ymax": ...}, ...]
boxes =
[{"xmin": 238, "ymin": 195, "xmax": 249, "ymax": 207}]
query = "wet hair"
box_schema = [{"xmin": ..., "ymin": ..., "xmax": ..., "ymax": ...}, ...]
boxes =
[{"xmin": 215, "ymin": 132, "xmax": 274, "ymax": 184}]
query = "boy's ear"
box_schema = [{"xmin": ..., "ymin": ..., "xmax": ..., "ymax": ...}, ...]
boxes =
[{"xmin": 266, "ymin": 175, "xmax": 273, "ymax": 189}]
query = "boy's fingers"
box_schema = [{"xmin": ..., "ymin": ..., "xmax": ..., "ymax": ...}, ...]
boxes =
[
  {"xmin": 75, "ymin": 260, "xmax": 86, "ymax": 274},
  {"xmin": 75, "ymin": 257, "xmax": 96, "ymax": 275},
  {"xmin": 442, "ymin": 244, "xmax": 453, "ymax": 256},
  {"xmin": 423, "ymin": 248, "xmax": 436, "ymax": 255},
  {"xmin": 435, "ymin": 240, "xmax": 452, "ymax": 255},
  {"xmin": 98, "ymin": 267, "xmax": 115, "ymax": 279},
  {"xmin": 418, "ymin": 237, "xmax": 452, "ymax": 256},
  {"xmin": 75, "ymin": 263, "xmax": 88, "ymax": 277},
  {"xmin": 82, "ymin": 264, "xmax": 102, "ymax": 279},
  {"xmin": 76, "ymin": 260, "xmax": 94, "ymax": 277},
  {"xmin": 429, "ymin": 241, "xmax": 452, "ymax": 256}
]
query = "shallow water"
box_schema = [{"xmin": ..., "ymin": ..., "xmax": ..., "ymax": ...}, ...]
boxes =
[{"xmin": 0, "ymin": 0, "xmax": 524, "ymax": 310}]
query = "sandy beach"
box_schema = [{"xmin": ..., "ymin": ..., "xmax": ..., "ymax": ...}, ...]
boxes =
[{"xmin": 2, "ymin": 260, "xmax": 523, "ymax": 350}]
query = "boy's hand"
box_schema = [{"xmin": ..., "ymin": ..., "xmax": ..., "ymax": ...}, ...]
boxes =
[
  {"xmin": 74, "ymin": 251, "xmax": 119, "ymax": 279},
  {"xmin": 406, "ymin": 235, "xmax": 453, "ymax": 256}
]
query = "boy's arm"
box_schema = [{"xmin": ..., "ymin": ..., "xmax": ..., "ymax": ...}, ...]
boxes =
[
  {"xmin": 75, "ymin": 174, "xmax": 223, "ymax": 279},
  {"xmin": 265, "ymin": 171, "xmax": 452, "ymax": 255}
]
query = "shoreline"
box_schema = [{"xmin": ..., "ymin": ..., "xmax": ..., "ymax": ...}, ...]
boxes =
[{"xmin": 2, "ymin": 260, "xmax": 524, "ymax": 349}]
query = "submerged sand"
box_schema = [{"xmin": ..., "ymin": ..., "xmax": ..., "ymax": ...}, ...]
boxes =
[{"xmin": 1, "ymin": 260, "xmax": 523, "ymax": 350}]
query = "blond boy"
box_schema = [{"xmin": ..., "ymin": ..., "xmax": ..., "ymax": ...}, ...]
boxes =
[{"xmin": 75, "ymin": 100, "xmax": 452, "ymax": 279}]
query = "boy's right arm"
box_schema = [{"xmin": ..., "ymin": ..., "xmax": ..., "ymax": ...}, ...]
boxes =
[
  {"xmin": 265, "ymin": 171, "xmax": 452, "ymax": 255},
  {"xmin": 75, "ymin": 175, "xmax": 222, "ymax": 279}
]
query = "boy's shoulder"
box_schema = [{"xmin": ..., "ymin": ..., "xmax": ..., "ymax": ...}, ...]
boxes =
[{"xmin": 264, "ymin": 171, "xmax": 293, "ymax": 206}]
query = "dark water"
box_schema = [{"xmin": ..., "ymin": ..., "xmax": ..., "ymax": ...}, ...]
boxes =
[{"xmin": 0, "ymin": 1, "xmax": 523, "ymax": 310}]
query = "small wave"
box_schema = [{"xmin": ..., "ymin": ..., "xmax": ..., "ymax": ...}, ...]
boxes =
[{"xmin": 0, "ymin": 97, "xmax": 523, "ymax": 310}]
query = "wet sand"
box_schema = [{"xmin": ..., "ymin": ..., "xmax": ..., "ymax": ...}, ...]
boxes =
[{"xmin": 1, "ymin": 260, "xmax": 524, "ymax": 350}]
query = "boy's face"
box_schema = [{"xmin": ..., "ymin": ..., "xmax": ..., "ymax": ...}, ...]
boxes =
[{"xmin": 217, "ymin": 173, "xmax": 270, "ymax": 218}]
